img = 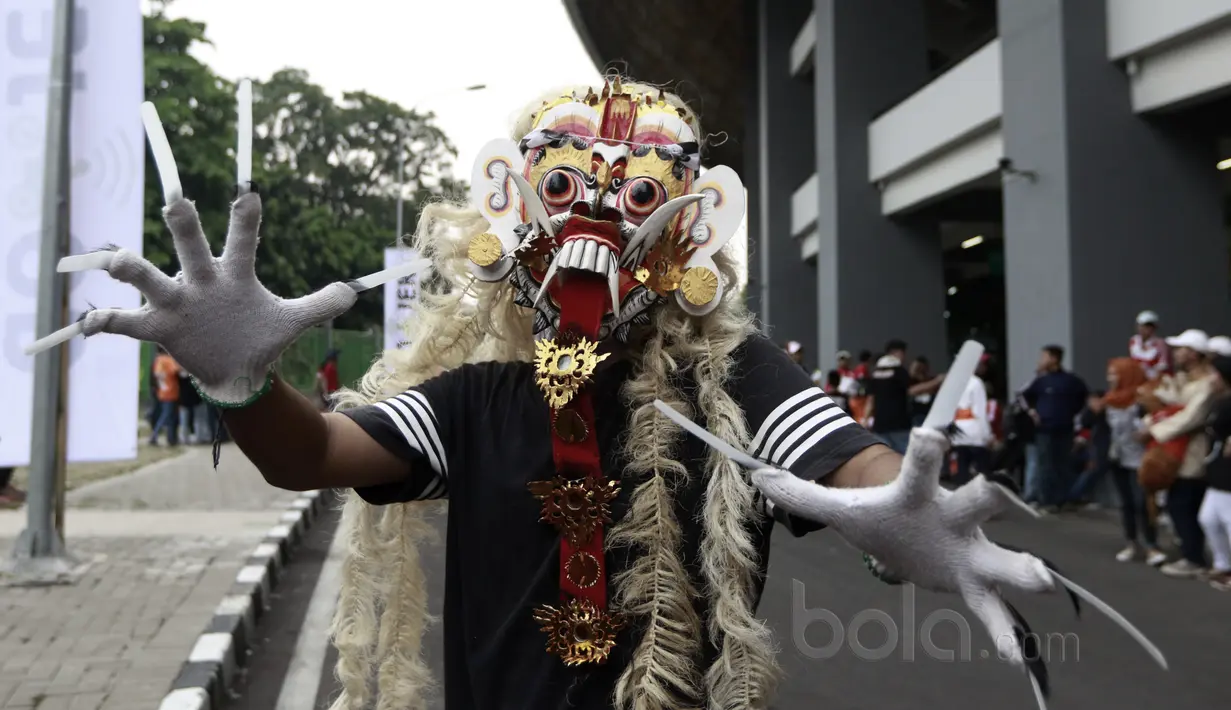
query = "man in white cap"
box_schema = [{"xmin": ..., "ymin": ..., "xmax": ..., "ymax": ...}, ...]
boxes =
[
  {"xmin": 1130, "ymin": 310, "xmax": 1169, "ymax": 379},
  {"xmin": 1208, "ymin": 335, "xmax": 1231, "ymax": 358},
  {"xmin": 1150, "ymin": 328, "xmax": 1215, "ymax": 577}
]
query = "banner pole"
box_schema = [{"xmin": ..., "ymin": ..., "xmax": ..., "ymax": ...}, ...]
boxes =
[{"xmin": 5, "ymin": 0, "xmax": 77, "ymax": 585}]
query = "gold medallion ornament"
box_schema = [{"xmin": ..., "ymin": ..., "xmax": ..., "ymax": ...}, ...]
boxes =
[
  {"xmin": 566, "ymin": 552, "xmax": 601, "ymax": 588},
  {"xmin": 533, "ymin": 598, "xmax": 626, "ymax": 666},
  {"xmin": 680, "ymin": 266, "xmax": 719, "ymax": 306},
  {"xmin": 467, "ymin": 231, "xmax": 503, "ymax": 267},
  {"xmin": 533, "ymin": 337, "xmax": 610, "ymax": 409},
  {"xmin": 553, "ymin": 408, "xmax": 589, "ymax": 443},
  {"xmin": 527, "ymin": 476, "xmax": 619, "ymax": 546}
]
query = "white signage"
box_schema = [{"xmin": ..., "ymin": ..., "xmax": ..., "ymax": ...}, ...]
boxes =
[
  {"xmin": 0, "ymin": 1, "xmax": 144, "ymax": 466},
  {"xmin": 383, "ymin": 247, "xmax": 421, "ymax": 352}
]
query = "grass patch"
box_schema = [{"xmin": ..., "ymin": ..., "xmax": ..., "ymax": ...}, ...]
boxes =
[{"xmin": 11, "ymin": 443, "xmax": 188, "ymax": 492}]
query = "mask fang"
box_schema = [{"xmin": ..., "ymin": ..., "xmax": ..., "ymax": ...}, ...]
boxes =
[
  {"xmin": 534, "ymin": 241, "xmax": 571, "ymax": 310},
  {"xmin": 508, "ymin": 171, "xmax": 557, "ymax": 238},
  {"xmin": 620, "ymin": 193, "xmax": 704, "ymax": 270}
]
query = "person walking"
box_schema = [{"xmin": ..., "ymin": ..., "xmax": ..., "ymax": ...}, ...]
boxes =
[
  {"xmin": 1066, "ymin": 391, "xmax": 1111, "ymax": 507},
  {"xmin": 951, "ymin": 355, "xmax": 992, "ymax": 486},
  {"xmin": 1021, "ymin": 345, "xmax": 1088, "ymax": 512},
  {"xmin": 1150, "ymin": 329, "xmax": 1216, "ymax": 578},
  {"xmin": 1101, "ymin": 358, "xmax": 1165, "ymax": 565},
  {"xmin": 315, "ymin": 349, "xmax": 342, "ymax": 411},
  {"xmin": 1199, "ymin": 354, "xmax": 1231, "ymax": 590},
  {"xmin": 149, "ymin": 346, "xmax": 181, "ymax": 446},
  {"xmin": 1130, "ymin": 310, "xmax": 1170, "ymax": 380},
  {"xmin": 865, "ymin": 340, "xmax": 943, "ymax": 454}
]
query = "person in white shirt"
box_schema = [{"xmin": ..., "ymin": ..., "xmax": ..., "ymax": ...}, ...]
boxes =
[
  {"xmin": 951, "ymin": 355, "xmax": 993, "ymax": 486},
  {"xmin": 1129, "ymin": 310, "xmax": 1170, "ymax": 379}
]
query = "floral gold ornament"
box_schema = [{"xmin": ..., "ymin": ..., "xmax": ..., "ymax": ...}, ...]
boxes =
[
  {"xmin": 533, "ymin": 598, "xmax": 625, "ymax": 666},
  {"xmin": 527, "ymin": 476, "xmax": 619, "ymax": 546},
  {"xmin": 533, "ymin": 337, "xmax": 610, "ymax": 409},
  {"xmin": 467, "ymin": 232, "xmax": 504, "ymax": 267},
  {"xmin": 680, "ymin": 266, "xmax": 718, "ymax": 306}
]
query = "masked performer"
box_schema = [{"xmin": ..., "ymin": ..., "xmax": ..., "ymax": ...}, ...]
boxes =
[{"xmin": 31, "ymin": 79, "xmax": 1165, "ymax": 710}]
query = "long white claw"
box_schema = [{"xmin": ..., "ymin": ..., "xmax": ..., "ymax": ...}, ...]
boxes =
[
  {"xmin": 236, "ymin": 79, "xmax": 254, "ymax": 194},
  {"xmin": 653, "ymin": 400, "xmax": 765, "ymax": 470},
  {"xmin": 1049, "ymin": 570, "xmax": 1168, "ymax": 671},
  {"xmin": 1028, "ymin": 673, "xmax": 1048, "ymax": 710},
  {"xmin": 991, "ymin": 481, "xmax": 1042, "ymax": 519},
  {"xmin": 350, "ymin": 258, "xmax": 431, "ymax": 292},
  {"xmin": 606, "ymin": 261, "xmax": 620, "ymax": 319},
  {"xmin": 141, "ymin": 102, "xmax": 183, "ymax": 205},
  {"xmin": 508, "ymin": 171, "xmax": 556, "ymax": 238},
  {"xmin": 921, "ymin": 340, "xmax": 984, "ymax": 430},
  {"xmin": 534, "ymin": 245, "xmax": 568, "ymax": 310},
  {"xmin": 58, "ymin": 251, "xmax": 115, "ymax": 273},
  {"xmin": 24, "ymin": 320, "xmax": 84, "ymax": 356},
  {"xmin": 621, "ymin": 193, "xmax": 703, "ymax": 269}
]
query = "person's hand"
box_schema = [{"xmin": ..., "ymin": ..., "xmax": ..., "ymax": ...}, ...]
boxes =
[
  {"xmin": 752, "ymin": 428, "xmax": 1166, "ymax": 706},
  {"xmin": 1134, "ymin": 430, "xmax": 1151, "ymax": 444},
  {"xmin": 1028, "ymin": 409, "xmax": 1041, "ymax": 425},
  {"xmin": 25, "ymin": 97, "xmax": 426, "ymax": 407}
]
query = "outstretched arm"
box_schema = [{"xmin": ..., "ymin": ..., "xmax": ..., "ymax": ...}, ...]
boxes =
[
  {"xmin": 25, "ymin": 93, "xmax": 429, "ymax": 495},
  {"xmin": 827, "ymin": 445, "xmax": 901, "ymax": 488},
  {"xmin": 223, "ymin": 377, "xmax": 408, "ymax": 491}
]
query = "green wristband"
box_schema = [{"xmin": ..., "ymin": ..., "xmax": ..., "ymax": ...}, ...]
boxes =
[{"xmin": 191, "ymin": 371, "xmax": 275, "ymax": 410}]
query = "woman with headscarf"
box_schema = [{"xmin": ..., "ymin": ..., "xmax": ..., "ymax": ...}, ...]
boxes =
[{"xmin": 1104, "ymin": 358, "xmax": 1165, "ymax": 565}]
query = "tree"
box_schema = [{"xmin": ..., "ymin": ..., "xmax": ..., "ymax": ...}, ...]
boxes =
[{"xmin": 142, "ymin": 3, "xmax": 460, "ymax": 330}]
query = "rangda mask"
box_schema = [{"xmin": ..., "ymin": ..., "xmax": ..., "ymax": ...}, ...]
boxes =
[{"xmin": 466, "ymin": 81, "xmax": 745, "ymax": 342}]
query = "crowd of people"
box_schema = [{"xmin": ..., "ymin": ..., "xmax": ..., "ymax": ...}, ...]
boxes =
[{"xmin": 787, "ymin": 309, "xmax": 1231, "ymax": 591}]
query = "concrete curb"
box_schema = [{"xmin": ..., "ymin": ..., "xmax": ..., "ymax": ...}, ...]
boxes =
[{"xmin": 156, "ymin": 489, "xmax": 332, "ymax": 710}]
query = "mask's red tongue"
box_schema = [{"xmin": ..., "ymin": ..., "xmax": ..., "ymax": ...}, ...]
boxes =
[
  {"xmin": 553, "ymin": 216, "xmax": 621, "ymax": 338},
  {"xmin": 556, "ymin": 277, "xmax": 608, "ymax": 340}
]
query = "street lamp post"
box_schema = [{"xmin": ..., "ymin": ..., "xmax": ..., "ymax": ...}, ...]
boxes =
[
  {"xmin": 394, "ymin": 83, "xmax": 486, "ymax": 241},
  {"xmin": 6, "ymin": 0, "xmax": 77, "ymax": 586}
]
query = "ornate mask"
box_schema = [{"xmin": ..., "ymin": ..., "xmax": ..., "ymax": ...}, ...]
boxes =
[{"xmin": 466, "ymin": 80, "xmax": 745, "ymax": 342}]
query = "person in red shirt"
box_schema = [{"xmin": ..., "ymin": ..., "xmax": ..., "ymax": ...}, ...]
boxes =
[
  {"xmin": 1130, "ymin": 310, "xmax": 1170, "ymax": 380},
  {"xmin": 315, "ymin": 349, "xmax": 341, "ymax": 411}
]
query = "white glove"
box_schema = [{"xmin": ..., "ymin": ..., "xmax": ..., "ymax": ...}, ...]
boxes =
[
  {"xmin": 25, "ymin": 95, "xmax": 426, "ymax": 407},
  {"xmin": 74, "ymin": 195, "xmax": 356, "ymax": 405},
  {"xmin": 753, "ymin": 427, "xmax": 1167, "ymax": 708}
]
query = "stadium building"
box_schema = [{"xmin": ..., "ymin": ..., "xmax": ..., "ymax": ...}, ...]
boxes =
[{"xmin": 566, "ymin": 0, "xmax": 1231, "ymax": 387}]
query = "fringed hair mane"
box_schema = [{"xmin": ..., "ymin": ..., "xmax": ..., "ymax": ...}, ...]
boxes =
[{"xmin": 327, "ymin": 80, "xmax": 779, "ymax": 710}]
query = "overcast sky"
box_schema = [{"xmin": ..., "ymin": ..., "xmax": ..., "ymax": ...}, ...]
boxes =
[{"xmin": 150, "ymin": 0, "xmax": 746, "ymax": 282}]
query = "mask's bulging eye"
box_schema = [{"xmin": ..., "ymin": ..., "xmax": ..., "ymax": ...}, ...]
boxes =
[
  {"xmin": 539, "ymin": 168, "xmax": 583, "ymax": 214},
  {"xmin": 617, "ymin": 177, "xmax": 667, "ymax": 225}
]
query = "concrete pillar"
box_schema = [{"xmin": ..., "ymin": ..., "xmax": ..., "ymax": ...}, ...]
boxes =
[
  {"xmin": 999, "ymin": 0, "xmax": 1231, "ymax": 388},
  {"xmin": 812, "ymin": 0, "xmax": 946, "ymax": 368},
  {"xmin": 750, "ymin": 0, "xmax": 819, "ymax": 365}
]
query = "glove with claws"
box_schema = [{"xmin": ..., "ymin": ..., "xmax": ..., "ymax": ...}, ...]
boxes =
[
  {"xmin": 25, "ymin": 83, "xmax": 428, "ymax": 407},
  {"xmin": 655, "ymin": 341, "xmax": 1168, "ymax": 710}
]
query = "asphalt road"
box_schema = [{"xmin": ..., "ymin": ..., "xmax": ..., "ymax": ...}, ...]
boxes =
[{"xmin": 224, "ymin": 506, "xmax": 1226, "ymax": 710}]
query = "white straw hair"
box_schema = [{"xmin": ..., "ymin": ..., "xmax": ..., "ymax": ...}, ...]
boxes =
[{"xmin": 330, "ymin": 77, "xmax": 775, "ymax": 709}]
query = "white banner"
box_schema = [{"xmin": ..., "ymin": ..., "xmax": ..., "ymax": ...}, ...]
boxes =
[
  {"xmin": 383, "ymin": 247, "xmax": 421, "ymax": 352},
  {"xmin": 0, "ymin": 1, "xmax": 144, "ymax": 466}
]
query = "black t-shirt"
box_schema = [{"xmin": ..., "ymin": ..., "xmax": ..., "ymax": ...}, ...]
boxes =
[
  {"xmin": 342, "ymin": 335, "xmax": 880, "ymax": 710},
  {"xmin": 1205, "ymin": 399, "xmax": 1231, "ymax": 492},
  {"xmin": 866, "ymin": 363, "xmax": 912, "ymax": 433}
]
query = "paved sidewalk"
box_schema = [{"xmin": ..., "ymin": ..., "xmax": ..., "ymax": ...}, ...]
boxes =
[{"xmin": 0, "ymin": 445, "xmax": 297, "ymax": 710}]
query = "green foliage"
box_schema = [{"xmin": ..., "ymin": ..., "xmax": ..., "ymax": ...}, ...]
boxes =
[{"xmin": 142, "ymin": 6, "xmax": 462, "ymax": 330}]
